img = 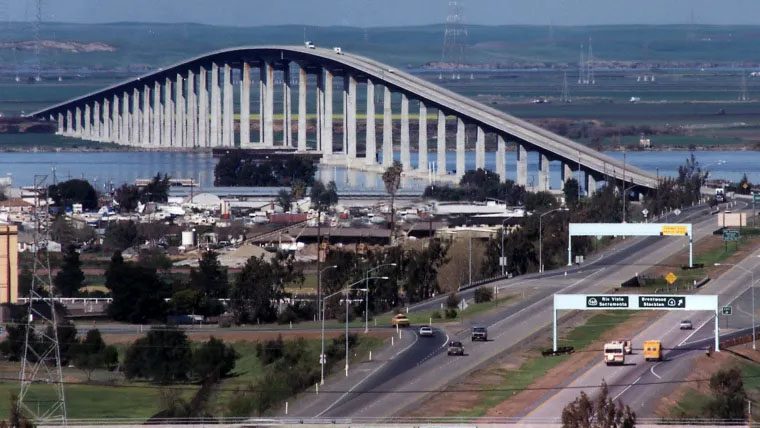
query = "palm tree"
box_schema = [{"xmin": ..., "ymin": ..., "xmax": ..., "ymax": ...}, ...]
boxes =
[{"xmin": 382, "ymin": 161, "xmax": 403, "ymax": 244}]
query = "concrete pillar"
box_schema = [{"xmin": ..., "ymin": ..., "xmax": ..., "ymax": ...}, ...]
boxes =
[
  {"xmin": 456, "ymin": 117, "xmax": 465, "ymax": 179},
  {"xmin": 164, "ymin": 79, "xmax": 173, "ymax": 147},
  {"xmin": 516, "ymin": 143, "xmax": 527, "ymax": 186},
  {"xmin": 93, "ymin": 102, "xmax": 100, "ymax": 140},
  {"xmin": 175, "ymin": 73, "xmax": 185, "ymax": 148},
  {"xmin": 112, "ymin": 95, "xmax": 120, "ymax": 143},
  {"xmin": 104, "ymin": 98, "xmax": 111, "ymax": 142},
  {"xmin": 496, "ymin": 135, "xmax": 506, "ymax": 181},
  {"xmin": 344, "ymin": 74, "xmax": 357, "ymax": 159},
  {"xmin": 198, "ymin": 67, "xmax": 208, "ymax": 148},
  {"xmin": 561, "ymin": 162, "xmax": 574, "ymax": 190},
  {"xmin": 316, "ymin": 69, "xmax": 323, "ymax": 151},
  {"xmin": 400, "ymin": 93, "xmax": 410, "ymax": 170},
  {"xmin": 132, "ymin": 88, "xmax": 141, "ymax": 146},
  {"xmin": 152, "ymin": 82, "xmax": 161, "ymax": 146},
  {"xmin": 223, "ymin": 64, "xmax": 233, "ymax": 147},
  {"xmin": 382, "ymin": 86, "xmax": 392, "ymax": 166},
  {"xmin": 240, "ymin": 63, "xmax": 251, "ymax": 147},
  {"xmin": 210, "ymin": 63, "xmax": 220, "ymax": 147},
  {"xmin": 283, "ymin": 66, "xmax": 292, "ymax": 147},
  {"xmin": 142, "ymin": 85, "xmax": 150, "ymax": 146},
  {"xmin": 65, "ymin": 109, "xmax": 72, "ymax": 135},
  {"xmin": 74, "ymin": 107, "xmax": 82, "ymax": 137},
  {"xmin": 298, "ymin": 66, "xmax": 307, "ymax": 151},
  {"xmin": 365, "ymin": 79, "xmax": 376, "ymax": 165},
  {"xmin": 475, "ymin": 125, "xmax": 485, "ymax": 170},
  {"xmin": 322, "ymin": 68, "xmax": 333, "ymax": 155},
  {"xmin": 586, "ymin": 172, "xmax": 597, "ymax": 196},
  {"xmin": 263, "ymin": 61, "xmax": 274, "ymax": 146},
  {"xmin": 83, "ymin": 105, "xmax": 91, "ymax": 138},
  {"xmin": 437, "ymin": 110, "xmax": 446, "ymax": 175},
  {"xmin": 57, "ymin": 112, "xmax": 63, "ymax": 135},
  {"xmin": 418, "ymin": 101, "xmax": 428, "ymax": 172},
  {"xmin": 186, "ymin": 71, "xmax": 196, "ymax": 148},
  {"xmin": 539, "ymin": 152, "xmax": 550, "ymax": 191},
  {"xmin": 122, "ymin": 92, "xmax": 129, "ymax": 145}
]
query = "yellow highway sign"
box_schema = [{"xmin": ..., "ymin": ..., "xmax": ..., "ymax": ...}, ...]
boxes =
[{"xmin": 665, "ymin": 272, "xmax": 678, "ymax": 285}]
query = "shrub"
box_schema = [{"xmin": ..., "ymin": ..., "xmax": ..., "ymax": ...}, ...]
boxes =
[
  {"xmin": 431, "ymin": 310, "xmax": 442, "ymax": 319},
  {"xmin": 473, "ymin": 286, "xmax": 494, "ymax": 303},
  {"xmin": 192, "ymin": 337, "xmax": 239, "ymax": 380},
  {"xmin": 445, "ymin": 293, "xmax": 460, "ymax": 309},
  {"xmin": 445, "ymin": 308, "xmax": 458, "ymax": 319}
]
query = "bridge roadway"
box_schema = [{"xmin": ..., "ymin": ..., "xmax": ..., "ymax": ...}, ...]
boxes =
[
  {"xmin": 29, "ymin": 46, "xmax": 657, "ymax": 190},
  {"xmin": 287, "ymin": 204, "xmax": 724, "ymax": 419}
]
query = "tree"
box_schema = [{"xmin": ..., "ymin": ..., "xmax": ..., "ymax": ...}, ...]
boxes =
[
  {"xmin": 189, "ymin": 250, "xmax": 229, "ymax": 299},
  {"xmin": 105, "ymin": 251, "xmax": 168, "ymax": 323},
  {"xmin": 563, "ymin": 178, "xmax": 580, "ymax": 206},
  {"xmin": 191, "ymin": 337, "xmax": 239, "ymax": 380},
  {"xmin": 561, "ymin": 381, "xmax": 636, "ymax": 428},
  {"xmin": 53, "ymin": 244, "xmax": 85, "ymax": 297},
  {"xmin": 124, "ymin": 327, "xmax": 192, "ymax": 383},
  {"xmin": 275, "ymin": 189, "xmax": 293, "ymax": 213},
  {"xmin": 382, "ymin": 161, "xmax": 404, "ymax": 242},
  {"xmin": 473, "ymin": 286, "xmax": 493, "ymax": 303},
  {"xmin": 137, "ymin": 248, "xmax": 173, "ymax": 272},
  {"xmin": 706, "ymin": 368, "xmax": 747, "ymax": 420},
  {"xmin": 104, "ymin": 221, "xmax": 138, "ymax": 251},
  {"xmin": 141, "ymin": 173, "xmax": 171, "ymax": 203},
  {"xmin": 48, "ymin": 179, "xmax": 98, "ymax": 211},
  {"xmin": 72, "ymin": 329, "xmax": 118, "ymax": 380},
  {"xmin": 524, "ymin": 191, "xmax": 558, "ymax": 212},
  {"xmin": 231, "ymin": 253, "xmax": 303, "ymax": 324},
  {"xmin": 18, "ymin": 266, "xmax": 33, "ymax": 298},
  {"xmin": 114, "ymin": 184, "xmax": 140, "ymax": 212},
  {"xmin": 310, "ymin": 180, "xmax": 339, "ymax": 304}
]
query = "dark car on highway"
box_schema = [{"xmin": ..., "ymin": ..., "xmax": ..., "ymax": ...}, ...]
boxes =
[
  {"xmin": 471, "ymin": 326, "xmax": 488, "ymax": 341},
  {"xmin": 447, "ymin": 341, "xmax": 464, "ymax": 356}
]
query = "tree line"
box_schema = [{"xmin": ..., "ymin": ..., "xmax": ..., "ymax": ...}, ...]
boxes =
[{"xmin": 214, "ymin": 152, "xmax": 316, "ymax": 187}]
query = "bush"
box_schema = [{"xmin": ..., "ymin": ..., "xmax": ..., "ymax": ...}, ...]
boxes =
[
  {"xmin": 192, "ymin": 337, "xmax": 239, "ymax": 380},
  {"xmin": 124, "ymin": 327, "xmax": 192, "ymax": 383},
  {"xmin": 445, "ymin": 293, "xmax": 460, "ymax": 309},
  {"xmin": 473, "ymin": 286, "xmax": 494, "ymax": 303},
  {"xmin": 431, "ymin": 310, "xmax": 442, "ymax": 320},
  {"xmin": 256, "ymin": 335, "xmax": 284, "ymax": 365},
  {"xmin": 445, "ymin": 308, "xmax": 458, "ymax": 319}
]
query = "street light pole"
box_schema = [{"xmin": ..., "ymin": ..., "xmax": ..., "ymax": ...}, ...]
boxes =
[
  {"xmin": 365, "ymin": 263, "xmax": 396, "ymax": 333},
  {"xmin": 501, "ymin": 219, "xmax": 509, "ymax": 276},
  {"xmin": 716, "ymin": 262, "xmax": 756, "ymax": 350},
  {"xmin": 539, "ymin": 207, "xmax": 568, "ymax": 273},
  {"xmin": 318, "ymin": 265, "xmax": 338, "ymax": 385}
]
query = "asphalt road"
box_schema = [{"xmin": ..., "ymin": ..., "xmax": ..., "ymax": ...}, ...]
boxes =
[{"xmin": 287, "ymin": 203, "xmax": 733, "ymax": 418}]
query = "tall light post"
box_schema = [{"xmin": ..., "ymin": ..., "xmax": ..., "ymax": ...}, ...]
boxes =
[
  {"xmin": 622, "ymin": 184, "xmax": 637, "ymax": 223},
  {"xmin": 365, "ymin": 263, "xmax": 396, "ymax": 333},
  {"xmin": 320, "ymin": 276, "xmax": 388, "ymax": 384},
  {"xmin": 501, "ymin": 219, "xmax": 509, "ymax": 276},
  {"xmin": 716, "ymin": 262, "xmax": 757, "ymax": 350},
  {"xmin": 539, "ymin": 207, "xmax": 569, "ymax": 273},
  {"xmin": 318, "ymin": 265, "xmax": 337, "ymax": 385}
]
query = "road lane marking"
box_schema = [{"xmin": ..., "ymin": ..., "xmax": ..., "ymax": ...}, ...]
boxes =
[
  {"xmin": 612, "ymin": 376, "xmax": 641, "ymax": 402},
  {"xmin": 650, "ymin": 363, "xmax": 662, "ymax": 379}
]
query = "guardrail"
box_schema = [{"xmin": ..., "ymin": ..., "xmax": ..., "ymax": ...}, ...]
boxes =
[{"xmin": 17, "ymin": 297, "xmax": 113, "ymax": 304}]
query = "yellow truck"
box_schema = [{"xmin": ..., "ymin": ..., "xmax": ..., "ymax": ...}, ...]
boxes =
[{"xmin": 644, "ymin": 340, "xmax": 662, "ymax": 361}]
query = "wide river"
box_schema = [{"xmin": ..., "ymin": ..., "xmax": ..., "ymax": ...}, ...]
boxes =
[{"xmin": 0, "ymin": 150, "xmax": 757, "ymax": 192}]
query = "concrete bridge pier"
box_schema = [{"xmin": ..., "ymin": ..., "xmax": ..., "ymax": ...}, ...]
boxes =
[
  {"xmin": 344, "ymin": 74, "xmax": 357, "ymax": 160},
  {"xmin": 437, "ymin": 110, "xmax": 446, "ymax": 176},
  {"xmin": 400, "ymin": 93, "xmax": 410, "ymax": 170},
  {"xmin": 516, "ymin": 143, "xmax": 528, "ymax": 186},
  {"xmin": 283, "ymin": 66, "xmax": 293, "ymax": 148},
  {"xmin": 382, "ymin": 85, "xmax": 392, "ymax": 166},
  {"xmin": 538, "ymin": 152, "xmax": 550, "ymax": 191},
  {"xmin": 198, "ymin": 67, "xmax": 208, "ymax": 148},
  {"xmin": 586, "ymin": 172, "xmax": 598, "ymax": 196},
  {"xmin": 561, "ymin": 162, "xmax": 574, "ymax": 191},
  {"xmin": 133, "ymin": 87, "xmax": 141, "ymax": 146},
  {"xmin": 57, "ymin": 112, "xmax": 63, "ymax": 135},
  {"xmin": 455, "ymin": 117, "xmax": 465, "ymax": 179},
  {"xmin": 496, "ymin": 135, "xmax": 506, "ymax": 180},
  {"xmin": 322, "ymin": 68, "xmax": 333, "ymax": 155},
  {"xmin": 122, "ymin": 92, "xmax": 129, "ymax": 145},
  {"xmin": 475, "ymin": 125, "xmax": 485, "ymax": 170},
  {"xmin": 187, "ymin": 72, "xmax": 196, "ymax": 148},
  {"xmin": 104, "ymin": 98, "xmax": 111, "ymax": 143},
  {"xmin": 365, "ymin": 79, "xmax": 376, "ymax": 165},
  {"xmin": 297, "ymin": 65, "xmax": 307, "ymax": 152},
  {"xmin": 74, "ymin": 107, "xmax": 82, "ymax": 138},
  {"xmin": 240, "ymin": 63, "xmax": 251, "ymax": 147},
  {"xmin": 93, "ymin": 102, "xmax": 100, "ymax": 141},
  {"xmin": 210, "ymin": 64, "xmax": 220, "ymax": 147},
  {"xmin": 223, "ymin": 64, "xmax": 233, "ymax": 147},
  {"xmin": 83, "ymin": 105, "xmax": 91, "ymax": 139},
  {"xmin": 418, "ymin": 101, "xmax": 427, "ymax": 173},
  {"xmin": 142, "ymin": 85, "xmax": 151, "ymax": 146}
]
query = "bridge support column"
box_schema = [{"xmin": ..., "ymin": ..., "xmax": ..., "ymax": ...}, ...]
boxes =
[
  {"xmin": 176, "ymin": 74, "xmax": 185, "ymax": 148},
  {"xmin": 223, "ymin": 64, "xmax": 233, "ymax": 147},
  {"xmin": 316, "ymin": 69, "xmax": 323, "ymax": 151},
  {"xmin": 496, "ymin": 135, "xmax": 506, "ymax": 181},
  {"xmin": 365, "ymin": 79, "xmax": 376, "ymax": 165},
  {"xmin": 322, "ymin": 68, "xmax": 333, "ymax": 155},
  {"xmin": 283, "ymin": 66, "xmax": 292, "ymax": 148},
  {"xmin": 65, "ymin": 109, "xmax": 73, "ymax": 136},
  {"xmin": 112, "ymin": 95, "xmax": 120, "ymax": 143},
  {"xmin": 210, "ymin": 63, "xmax": 220, "ymax": 147},
  {"xmin": 152, "ymin": 82, "xmax": 160, "ymax": 146},
  {"xmin": 122, "ymin": 92, "xmax": 129, "ymax": 145},
  {"xmin": 262, "ymin": 62, "xmax": 274, "ymax": 146},
  {"xmin": 400, "ymin": 93, "xmax": 410, "ymax": 170},
  {"xmin": 586, "ymin": 172, "xmax": 597, "ymax": 196},
  {"xmin": 516, "ymin": 143, "xmax": 527, "ymax": 186},
  {"xmin": 539, "ymin": 152, "xmax": 550, "ymax": 191},
  {"xmin": 93, "ymin": 102, "xmax": 100, "ymax": 141},
  {"xmin": 186, "ymin": 72, "xmax": 196, "ymax": 148},
  {"xmin": 74, "ymin": 107, "xmax": 82, "ymax": 138},
  {"xmin": 418, "ymin": 101, "xmax": 427, "ymax": 173},
  {"xmin": 133, "ymin": 88, "xmax": 141, "ymax": 146},
  {"xmin": 164, "ymin": 80, "xmax": 173, "ymax": 147},
  {"xmin": 437, "ymin": 110, "xmax": 446, "ymax": 176},
  {"xmin": 104, "ymin": 98, "xmax": 112, "ymax": 142},
  {"xmin": 456, "ymin": 117, "xmax": 465, "ymax": 179},
  {"xmin": 344, "ymin": 74, "xmax": 356, "ymax": 159},
  {"xmin": 382, "ymin": 85, "xmax": 392, "ymax": 166},
  {"xmin": 239, "ymin": 63, "xmax": 250, "ymax": 147},
  {"xmin": 475, "ymin": 125, "xmax": 485, "ymax": 170},
  {"xmin": 83, "ymin": 105, "xmax": 91, "ymax": 139},
  {"xmin": 297, "ymin": 65, "xmax": 307, "ymax": 152},
  {"xmin": 198, "ymin": 67, "xmax": 208, "ymax": 148},
  {"xmin": 142, "ymin": 85, "xmax": 150, "ymax": 146},
  {"xmin": 561, "ymin": 162, "xmax": 573, "ymax": 190},
  {"xmin": 56, "ymin": 112, "xmax": 63, "ymax": 135}
]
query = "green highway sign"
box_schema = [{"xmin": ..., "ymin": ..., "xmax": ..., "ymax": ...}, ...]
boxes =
[
  {"xmin": 585, "ymin": 295, "xmax": 629, "ymax": 308},
  {"xmin": 722, "ymin": 306, "xmax": 732, "ymax": 316},
  {"xmin": 754, "ymin": 193, "xmax": 760, "ymax": 203},
  {"xmin": 723, "ymin": 229, "xmax": 740, "ymax": 242},
  {"xmin": 639, "ymin": 295, "xmax": 685, "ymax": 309}
]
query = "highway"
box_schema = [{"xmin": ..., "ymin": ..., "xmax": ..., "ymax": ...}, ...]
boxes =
[{"xmin": 287, "ymin": 203, "xmax": 736, "ymax": 418}]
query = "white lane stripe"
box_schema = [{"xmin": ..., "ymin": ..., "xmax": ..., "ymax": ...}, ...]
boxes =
[
  {"xmin": 650, "ymin": 363, "xmax": 662, "ymax": 379},
  {"xmin": 612, "ymin": 375, "xmax": 641, "ymax": 402}
]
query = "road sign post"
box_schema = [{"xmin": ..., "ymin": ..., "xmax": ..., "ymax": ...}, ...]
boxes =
[{"xmin": 723, "ymin": 228, "xmax": 740, "ymax": 252}]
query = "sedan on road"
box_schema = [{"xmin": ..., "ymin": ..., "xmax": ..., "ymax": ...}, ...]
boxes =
[
  {"xmin": 680, "ymin": 320, "xmax": 693, "ymax": 330},
  {"xmin": 419, "ymin": 326, "xmax": 434, "ymax": 337},
  {"xmin": 447, "ymin": 341, "xmax": 464, "ymax": 356}
]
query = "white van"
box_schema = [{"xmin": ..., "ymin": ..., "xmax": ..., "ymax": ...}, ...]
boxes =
[{"xmin": 604, "ymin": 341, "xmax": 625, "ymax": 366}]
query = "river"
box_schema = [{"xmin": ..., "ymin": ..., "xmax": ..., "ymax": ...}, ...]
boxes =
[{"xmin": 0, "ymin": 150, "xmax": 757, "ymax": 191}]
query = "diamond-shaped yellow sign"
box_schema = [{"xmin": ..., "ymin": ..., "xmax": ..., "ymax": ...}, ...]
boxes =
[
  {"xmin": 665, "ymin": 272, "xmax": 678, "ymax": 285},
  {"xmin": 744, "ymin": 182, "xmax": 749, "ymax": 189}
]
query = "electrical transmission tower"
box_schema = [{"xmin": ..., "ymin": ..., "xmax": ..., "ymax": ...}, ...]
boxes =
[
  {"xmin": 586, "ymin": 39, "xmax": 595, "ymax": 85},
  {"xmin": 18, "ymin": 175, "xmax": 67, "ymax": 425},
  {"xmin": 578, "ymin": 43, "xmax": 585, "ymax": 84},
  {"xmin": 441, "ymin": 0, "xmax": 468, "ymax": 80}
]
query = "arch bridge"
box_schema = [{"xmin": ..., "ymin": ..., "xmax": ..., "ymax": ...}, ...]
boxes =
[{"xmin": 29, "ymin": 45, "xmax": 658, "ymax": 192}]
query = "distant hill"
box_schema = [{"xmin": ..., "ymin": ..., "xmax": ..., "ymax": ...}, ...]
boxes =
[{"xmin": 3, "ymin": 22, "xmax": 760, "ymax": 72}]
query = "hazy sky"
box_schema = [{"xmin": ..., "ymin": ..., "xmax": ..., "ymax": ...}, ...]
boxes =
[{"xmin": 9, "ymin": 0, "xmax": 760, "ymax": 26}]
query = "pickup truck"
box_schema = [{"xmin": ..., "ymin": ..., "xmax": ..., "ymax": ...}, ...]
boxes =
[{"xmin": 471, "ymin": 326, "xmax": 488, "ymax": 341}]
